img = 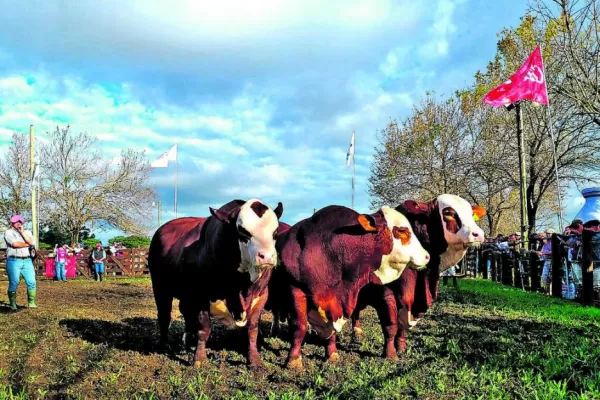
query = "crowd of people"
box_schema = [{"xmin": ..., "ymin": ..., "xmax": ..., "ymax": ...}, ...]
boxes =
[{"xmin": 479, "ymin": 218, "xmax": 585, "ymax": 297}]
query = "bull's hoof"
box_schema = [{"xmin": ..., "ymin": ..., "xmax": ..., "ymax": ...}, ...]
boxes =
[
  {"xmin": 248, "ymin": 355, "xmax": 264, "ymax": 369},
  {"xmin": 193, "ymin": 359, "xmax": 208, "ymax": 368},
  {"xmin": 327, "ymin": 352, "xmax": 340, "ymax": 363},
  {"xmin": 286, "ymin": 356, "xmax": 304, "ymax": 372},
  {"xmin": 384, "ymin": 350, "xmax": 399, "ymax": 360}
]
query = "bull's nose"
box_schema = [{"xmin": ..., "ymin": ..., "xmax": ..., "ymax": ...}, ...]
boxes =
[{"xmin": 257, "ymin": 251, "xmax": 275, "ymax": 264}]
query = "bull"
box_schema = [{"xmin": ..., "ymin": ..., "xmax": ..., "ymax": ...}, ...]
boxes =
[
  {"xmin": 352, "ymin": 194, "xmax": 486, "ymax": 357},
  {"xmin": 273, "ymin": 205, "xmax": 430, "ymax": 370},
  {"xmin": 148, "ymin": 198, "xmax": 283, "ymax": 367}
]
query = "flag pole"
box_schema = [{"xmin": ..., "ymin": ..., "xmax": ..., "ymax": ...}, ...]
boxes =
[
  {"xmin": 539, "ymin": 44, "xmax": 564, "ymax": 232},
  {"xmin": 30, "ymin": 125, "xmax": 38, "ymax": 248},
  {"xmin": 352, "ymin": 131, "xmax": 355, "ymax": 210},
  {"xmin": 174, "ymin": 144, "xmax": 178, "ymax": 219}
]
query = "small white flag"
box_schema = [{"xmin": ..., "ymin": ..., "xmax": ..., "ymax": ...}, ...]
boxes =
[
  {"xmin": 346, "ymin": 132, "xmax": 355, "ymax": 167},
  {"xmin": 151, "ymin": 144, "xmax": 177, "ymax": 168}
]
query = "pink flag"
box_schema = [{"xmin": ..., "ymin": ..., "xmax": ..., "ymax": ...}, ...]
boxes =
[{"xmin": 483, "ymin": 45, "xmax": 548, "ymax": 107}]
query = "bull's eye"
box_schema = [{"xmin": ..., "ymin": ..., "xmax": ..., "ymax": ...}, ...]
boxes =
[
  {"xmin": 392, "ymin": 226, "xmax": 411, "ymax": 245},
  {"xmin": 272, "ymin": 231, "xmax": 278, "ymax": 240},
  {"xmin": 237, "ymin": 225, "xmax": 251, "ymax": 243},
  {"xmin": 442, "ymin": 208, "xmax": 456, "ymax": 221}
]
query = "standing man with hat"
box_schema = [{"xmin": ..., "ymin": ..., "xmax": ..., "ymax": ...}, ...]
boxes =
[
  {"xmin": 91, "ymin": 242, "xmax": 107, "ymax": 282},
  {"xmin": 4, "ymin": 214, "xmax": 37, "ymax": 310}
]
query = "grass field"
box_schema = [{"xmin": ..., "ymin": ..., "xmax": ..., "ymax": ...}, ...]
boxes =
[{"xmin": 1, "ymin": 278, "xmax": 599, "ymax": 399}]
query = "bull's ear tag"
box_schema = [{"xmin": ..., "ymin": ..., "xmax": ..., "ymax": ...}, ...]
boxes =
[
  {"xmin": 357, "ymin": 214, "xmax": 378, "ymax": 232},
  {"xmin": 472, "ymin": 205, "xmax": 487, "ymax": 220}
]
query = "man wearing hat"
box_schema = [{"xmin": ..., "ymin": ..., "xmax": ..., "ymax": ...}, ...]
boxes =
[
  {"xmin": 91, "ymin": 242, "xmax": 107, "ymax": 282},
  {"xmin": 3, "ymin": 215, "xmax": 37, "ymax": 310}
]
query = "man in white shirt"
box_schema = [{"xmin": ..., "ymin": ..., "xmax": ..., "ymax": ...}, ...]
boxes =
[{"xmin": 3, "ymin": 214, "xmax": 37, "ymax": 310}]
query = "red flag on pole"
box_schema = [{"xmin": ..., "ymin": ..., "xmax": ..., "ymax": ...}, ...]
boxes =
[{"xmin": 483, "ymin": 45, "xmax": 548, "ymax": 107}]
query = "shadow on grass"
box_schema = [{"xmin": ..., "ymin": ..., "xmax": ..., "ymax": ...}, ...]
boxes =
[
  {"xmin": 60, "ymin": 317, "xmax": 168, "ymax": 355},
  {"xmin": 59, "ymin": 317, "xmax": 282, "ymax": 366}
]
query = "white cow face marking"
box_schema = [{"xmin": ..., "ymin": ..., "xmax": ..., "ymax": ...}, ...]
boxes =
[
  {"xmin": 236, "ymin": 199, "xmax": 281, "ymax": 283},
  {"xmin": 374, "ymin": 206, "xmax": 430, "ymax": 284},
  {"xmin": 437, "ymin": 194, "xmax": 485, "ymax": 270}
]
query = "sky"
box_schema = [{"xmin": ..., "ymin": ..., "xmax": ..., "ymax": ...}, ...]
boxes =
[{"xmin": 0, "ymin": 0, "xmax": 587, "ymax": 242}]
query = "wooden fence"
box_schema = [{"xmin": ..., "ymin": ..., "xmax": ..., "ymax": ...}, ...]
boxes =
[{"xmin": 0, "ymin": 248, "xmax": 149, "ymax": 280}]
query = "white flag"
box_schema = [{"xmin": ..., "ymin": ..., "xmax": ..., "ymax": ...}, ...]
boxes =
[
  {"xmin": 346, "ymin": 132, "xmax": 355, "ymax": 167},
  {"xmin": 151, "ymin": 145, "xmax": 177, "ymax": 168}
]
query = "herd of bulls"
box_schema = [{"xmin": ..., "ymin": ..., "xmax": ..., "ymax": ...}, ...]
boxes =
[{"xmin": 148, "ymin": 195, "xmax": 486, "ymax": 370}]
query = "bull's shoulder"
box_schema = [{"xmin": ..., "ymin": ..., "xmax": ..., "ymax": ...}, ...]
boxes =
[{"xmin": 151, "ymin": 217, "xmax": 207, "ymax": 258}]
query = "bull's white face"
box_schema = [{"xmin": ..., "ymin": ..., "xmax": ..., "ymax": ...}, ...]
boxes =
[
  {"xmin": 374, "ymin": 206, "xmax": 430, "ymax": 285},
  {"xmin": 437, "ymin": 194, "xmax": 485, "ymax": 270},
  {"xmin": 236, "ymin": 199, "xmax": 280, "ymax": 283}
]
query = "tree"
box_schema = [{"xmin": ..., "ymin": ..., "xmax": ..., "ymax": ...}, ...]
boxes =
[
  {"xmin": 108, "ymin": 235, "xmax": 151, "ymax": 248},
  {"xmin": 39, "ymin": 224, "xmax": 94, "ymax": 247},
  {"xmin": 369, "ymin": 93, "xmax": 472, "ymax": 206},
  {"xmin": 0, "ymin": 133, "xmax": 31, "ymax": 223},
  {"xmin": 40, "ymin": 126, "xmax": 156, "ymax": 246},
  {"xmin": 490, "ymin": 15, "xmax": 600, "ymax": 232},
  {"xmin": 369, "ymin": 14, "xmax": 600, "ymax": 239},
  {"xmin": 368, "ymin": 92, "xmax": 520, "ymax": 236},
  {"xmin": 529, "ymin": 0, "xmax": 600, "ymax": 127}
]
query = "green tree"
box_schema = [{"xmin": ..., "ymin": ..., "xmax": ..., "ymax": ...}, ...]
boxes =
[{"xmin": 108, "ymin": 235, "xmax": 151, "ymax": 248}]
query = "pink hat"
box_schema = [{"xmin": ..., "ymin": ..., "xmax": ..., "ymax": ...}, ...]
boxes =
[{"xmin": 10, "ymin": 215, "xmax": 24, "ymax": 223}]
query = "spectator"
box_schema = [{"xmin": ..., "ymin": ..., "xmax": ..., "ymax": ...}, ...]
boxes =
[
  {"xmin": 91, "ymin": 242, "xmax": 107, "ymax": 282},
  {"xmin": 3, "ymin": 215, "xmax": 37, "ymax": 310},
  {"xmin": 55, "ymin": 244, "xmax": 69, "ymax": 282},
  {"xmin": 539, "ymin": 228, "xmax": 555, "ymax": 293}
]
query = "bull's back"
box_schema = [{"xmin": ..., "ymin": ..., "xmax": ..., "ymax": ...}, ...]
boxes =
[{"xmin": 149, "ymin": 217, "xmax": 207, "ymax": 279}]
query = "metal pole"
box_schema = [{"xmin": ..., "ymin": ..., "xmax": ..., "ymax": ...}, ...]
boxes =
[
  {"xmin": 158, "ymin": 200, "xmax": 162, "ymax": 227},
  {"xmin": 516, "ymin": 103, "xmax": 529, "ymax": 249},
  {"xmin": 30, "ymin": 125, "xmax": 38, "ymax": 248},
  {"xmin": 174, "ymin": 145, "xmax": 178, "ymax": 219},
  {"xmin": 352, "ymin": 132, "xmax": 355, "ymax": 210}
]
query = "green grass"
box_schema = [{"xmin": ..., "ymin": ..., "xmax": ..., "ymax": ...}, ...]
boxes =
[{"xmin": 0, "ymin": 279, "xmax": 599, "ymax": 399}]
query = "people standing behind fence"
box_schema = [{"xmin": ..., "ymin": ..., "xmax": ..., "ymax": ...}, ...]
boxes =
[
  {"xmin": 4, "ymin": 214, "xmax": 37, "ymax": 311},
  {"xmin": 92, "ymin": 242, "xmax": 107, "ymax": 282},
  {"xmin": 54, "ymin": 244, "xmax": 69, "ymax": 282},
  {"xmin": 538, "ymin": 228, "xmax": 555, "ymax": 294}
]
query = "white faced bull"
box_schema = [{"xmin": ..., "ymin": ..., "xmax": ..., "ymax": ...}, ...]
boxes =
[
  {"xmin": 210, "ymin": 198, "xmax": 283, "ymax": 283},
  {"xmin": 436, "ymin": 194, "xmax": 486, "ymax": 271},
  {"xmin": 374, "ymin": 206, "xmax": 430, "ymax": 285}
]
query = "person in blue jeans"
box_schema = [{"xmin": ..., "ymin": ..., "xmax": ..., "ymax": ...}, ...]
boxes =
[
  {"xmin": 54, "ymin": 243, "xmax": 69, "ymax": 281},
  {"xmin": 4, "ymin": 214, "xmax": 37, "ymax": 310},
  {"xmin": 92, "ymin": 242, "xmax": 107, "ymax": 282}
]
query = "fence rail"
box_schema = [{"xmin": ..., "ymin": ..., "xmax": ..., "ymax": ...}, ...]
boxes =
[{"xmin": 0, "ymin": 248, "xmax": 149, "ymax": 280}]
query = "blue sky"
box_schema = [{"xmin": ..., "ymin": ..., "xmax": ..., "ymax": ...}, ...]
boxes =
[{"xmin": 0, "ymin": 0, "xmax": 586, "ymax": 242}]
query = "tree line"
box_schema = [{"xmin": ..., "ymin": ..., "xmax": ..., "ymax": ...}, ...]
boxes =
[
  {"xmin": 369, "ymin": 0, "xmax": 600, "ymax": 236},
  {"xmin": 0, "ymin": 126, "xmax": 156, "ymax": 247}
]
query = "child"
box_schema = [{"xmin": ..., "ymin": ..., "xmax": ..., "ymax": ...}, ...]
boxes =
[{"xmin": 55, "ymin": 244, "xmax": 69, "ymax": 282}]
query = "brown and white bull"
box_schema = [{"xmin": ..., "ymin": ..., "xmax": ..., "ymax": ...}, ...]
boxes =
[
  {"xmin": 274, "ymin": 205, "xmax": 429, "ymax": 370},
  {"xmin": 148, "ymin": 199, "xmax": 283, "ymax": 367},
  {"xmin": 352, "ymin": 194, "xmax": 486, "ymax": 358}
]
